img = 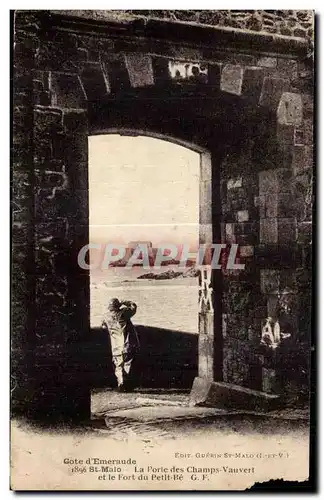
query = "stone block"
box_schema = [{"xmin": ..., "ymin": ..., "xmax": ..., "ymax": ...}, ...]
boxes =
[
  {"xmin": 277, "ymin": 58, "xmax": 298, "ymax": 78},
  {"xmin": 152, "ymin": 57, "xmax": 170, "ymax": 84},
  {"xmin": 35, "ymin": 32, "xmax": 80, "ymax": 71},
  {"xmin": 277, "ymin": 193, "xmax": 295, "ymax": 218},
  {"xmin": 33, "ymin": 70, "xmax": 50, "ymax": 90},
  {"xmin": 200, "ymin": 152, "xmax": 212, "ymax": 183},
  {"xmin": 264, "ymin": 193, "xmax": 278, "ymax": 218},
  {"xmin": 14, "ymin": 72, "xmax": 32, "ymax": 95},
  {"xmin": 199, "ymin": 224, "xmax": 213, "ymax": 245},
  {"xmin": 11, "ymin": 312, "xmax": 28, "ymax": 350},
  {"xmin": 280, "ymin": 270, "xmax": 298, "ymax": 293},
  {"xmin": 277, "ymin": 92, "xmax": 303, "ymax": 126},
  {"xmin": 254, "ymin": 305, "xmax": 268, "ymax": 319},
  {"xmin": 222, "ymin": 347, "xmax": 234, "ymax": 383},
  {"xmin": 255, "ymin": 195, "xmax": 266, "ymax": 217},
  {"xmin": 260, "ymin": 218, "xmax": 278, "ymax": 244},
  {"xmin": 259, "ymin": 77, "xmax": 290, "ymax": 110},
  {"xmin": 239, "ymin": 245, "xmax": 254, "ymax": 257},
  {"xmin": 241, "ymin": 67, "xmax": 264, "ymax": 103},
  {"xmin": 277, "ymin": 168, "xmax": 294, "ymax": 189},
  {"xmin": 32, "ymin": 140, "xmax": 52, "ymax": 163},
  {"xmin": 281, "ymin": 143, "xmax": 294, "ymax": 170},
  {"xmin": 257, "ymin": 57, "xmax": 277, "ymax": 68},
  {"xmin": 35, "ymin": 168, "xmax": 68, "ymax": 190},
  {"xmin": 278, "ymin": 218, "xmax": 297, "ymax": 243},
  {"xmin": 277, "ymin": 123, "xmax": 295, "ymax": 145},
  {"xmin": 225, "ymin": 223, "xmax": 235, "ymax": 243},
  {"xmin": 294, "ymin": 175, "xmax": 312, "ymax": 221},
  {"xmin": 304, "ymin": 119, "xmax": 313, "ymax": 145},
  {"xmin": 280, "ymin": 26, "xmax": 292, "ymax": 36},
  {"xmin": 222, "ymin": 314, "xmax": 227, "ymax": 338},
  {"xmin": 207, "ymin": 63, "xmax": 221, "ymax": 87},
  {"xmin": 234, "ymin": 221, "xmax": 257, "ymax": 235},
  {"xmin": 297, "ymin": 222, "xmax": 312, "ymax": 244},
  {"xmin": 220, "ymin": 65, "xmax": 243, "ymax": 95},
  {"xmin": 14, "ymin": 39, "xmax": 35, "ymax": 70},
  {"xmin": 235, "ymin": 233, "xmax": 258, "ymax": 246},
  {"xmin": 12, "ymin": 222, "xmax": 29, "ymax": 246},
  {"xmin": 34, "ymin": 108, "xmax": 63, "ymax": 134},
  {"xmin": 225, "ymin": 321, "xmax": 248, "ymax": 342},
  {"xmin": 294, "ymin": 28, "xmax": 307, "ymax": 37},
  {"xmin": 301, "ymin": 93, "xmax": 313, "ymax": 119},
  {"xmin": 294, "ymin": 127, "xmax": 304, "ymax": 145},
  {"xmin": 259, "ymin": 170, "xmax": 278, "ymax": 195},
  {"xmin": 189, "ymin": 378, "xmax": 280, "ymax": 410},
  {"xmin": 227, "ymin": 177, "xmax": 242, "ymax": 190},
  {"xmin": 34, "ymin": 90, "xmax": 52, "ymax": 107},
  {"xmin": 12, "ymin": 171, "xmax": 30, "ymax": 223},
  {"xmin": 267, "ymin": 294, "xmax": 278, "ymax": 317},
  {"xmin": 243, "ymin": 173, "xmax": 258, "ymax": 192},
  {"xmin": 262, "ymin": 368, "xmax": 277, "ymax": 393},
  {"xmin": 260, "ymin": 269, "xmax": 280, "ymax": 294},
  {"xmin": 304, "ymin": 145, "xmax": 314, "ymax": 169},
  {"xmin": 35, "ymin": 189, "xmax": 70, "ymax": 222},
  {"xmin": 292, "ymin": 145, "xmax": 306, "ymax": 175},
  {"xmin": 63, "ymin": 110, "xmax": 88, "ymax": 135},
  {"xmin": 35, "ymin": 286, "xmax": 68, "ymax": 315},
  {"xmin": 13, "ymin": 114, "xmax": 32, "ymax": 151},
  {"xmin": 199, "ymin": 180, "xmax": 212, "ymax": 224},
  {"xmin": 230, "ymin": 360, "xmax": 250, "ymax": 386},
  {"xmin": 171, "ymin": 46, "xmax": 202, "ymax": 61},
  {"xmin": 12, "ymin": 264, "xmax": 29, "ymax": 304},
  {"xmin": 125, "ymin": 54, "xmax": 154, "ymax": 88},
  {"xmin": 227, "ymin": 198, "xmax": 244, "ymax": 214},
  {"xmin": 102, "ymin": 55, "xmax": 131, "ymax": 93},
  {"xmin": 50, "ymin": 73, "xmax": 86, "ymax": 110},
  {"xmin": 13, "ymin": 90, "xmax": 29, "ymax": 107},
  {"xmin": 237, "ymin": 210, "xmax": 249, "ymax": 222},
  {"xmin": 80, "ymin": 63, "xmax": 109, "ymax": 100},
  {"xmin": 35, "ymin": 220, "xmax": 68, "ymax": 245},
  {"xmin": 198, "ymin": 329, "xmax": 214, "ymax": 379}
]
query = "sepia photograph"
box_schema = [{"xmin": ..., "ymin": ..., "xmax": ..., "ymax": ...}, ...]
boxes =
[{"xmin": 10, "ymin": 8, "xmax": 315, "ymax": 491}]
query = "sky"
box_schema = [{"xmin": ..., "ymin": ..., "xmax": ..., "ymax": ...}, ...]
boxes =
[{"xmin": 88, "ymin": 134, "xmax": 200, "ymax": 250}]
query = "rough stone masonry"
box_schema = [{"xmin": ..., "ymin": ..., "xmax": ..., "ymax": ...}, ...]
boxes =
[{"xmin": 12, "ymin": 10, "xmax": 314, "ymax": 419}]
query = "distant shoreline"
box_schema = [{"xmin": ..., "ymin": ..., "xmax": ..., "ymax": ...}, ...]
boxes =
[{"xmin": 91, "ymin": 276, "xmax": 198, "ymax": 288}]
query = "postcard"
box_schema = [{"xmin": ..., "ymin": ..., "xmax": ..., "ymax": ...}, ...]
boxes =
[{"xmin": 11, "ymin": 9, "xmax": 314, "ymax": 491}]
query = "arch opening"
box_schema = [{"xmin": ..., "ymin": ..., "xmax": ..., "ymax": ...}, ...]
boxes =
[{"xmin": 88, "ymin": 132, "xmax": 214, "ymax": 399}]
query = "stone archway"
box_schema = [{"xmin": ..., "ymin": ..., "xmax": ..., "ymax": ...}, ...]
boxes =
[
  {"xmin": 85, "ymin": 116, "xmax": 223, "ymax": 392},
  {"xmin": 87, "ymin": 131, "xmax": 215, "ymax": 392}
]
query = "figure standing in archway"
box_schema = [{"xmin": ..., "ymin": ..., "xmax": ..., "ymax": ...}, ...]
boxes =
[{"xmin": 102, "ymin": 298, "xmax": 140, "ymax": 392}]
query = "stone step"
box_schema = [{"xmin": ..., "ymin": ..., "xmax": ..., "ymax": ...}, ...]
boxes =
[
  {"xmin": 190, "ymin": 378, "xmax": 280, "ymax": 412},
  {"xmin": 104, "ymin": 405, "xmax": 228, "ymax": 423},
  {"xmin": 91, "ymin": 388, "xmax": 190, "ymax": 418},
  {"xmin": 135, "ymin": 396, "xmax": 188, "ymax": 407},
  {"xmin": 102, "ymin": 405, "xmax": 309, "ymax": 426}
]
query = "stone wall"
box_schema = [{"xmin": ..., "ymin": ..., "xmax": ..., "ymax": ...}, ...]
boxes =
[
  {"xmin": 220, "ymin": 72, "xmax": 313, "ymax": 395},
  {"xmin": 53, "ymin": 10, "xmax": 314, "ymax": 39},
  {"xmin": 12, "ymin": 10, "xmax": 313, "ymax": 417}
]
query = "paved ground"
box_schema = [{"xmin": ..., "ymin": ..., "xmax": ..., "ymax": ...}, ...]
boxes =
[
  {"xmin": 90, "ymin": 388, "xmax": 310, "ymax": 444},
  {"xmin": 91, "ymin": 388, "xmax": 191, "ymax": 418}
]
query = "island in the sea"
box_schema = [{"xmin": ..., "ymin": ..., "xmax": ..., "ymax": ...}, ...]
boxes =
[{"xmin": 137, "ymin": 267, "xmax": 199, "ymax": 280}]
